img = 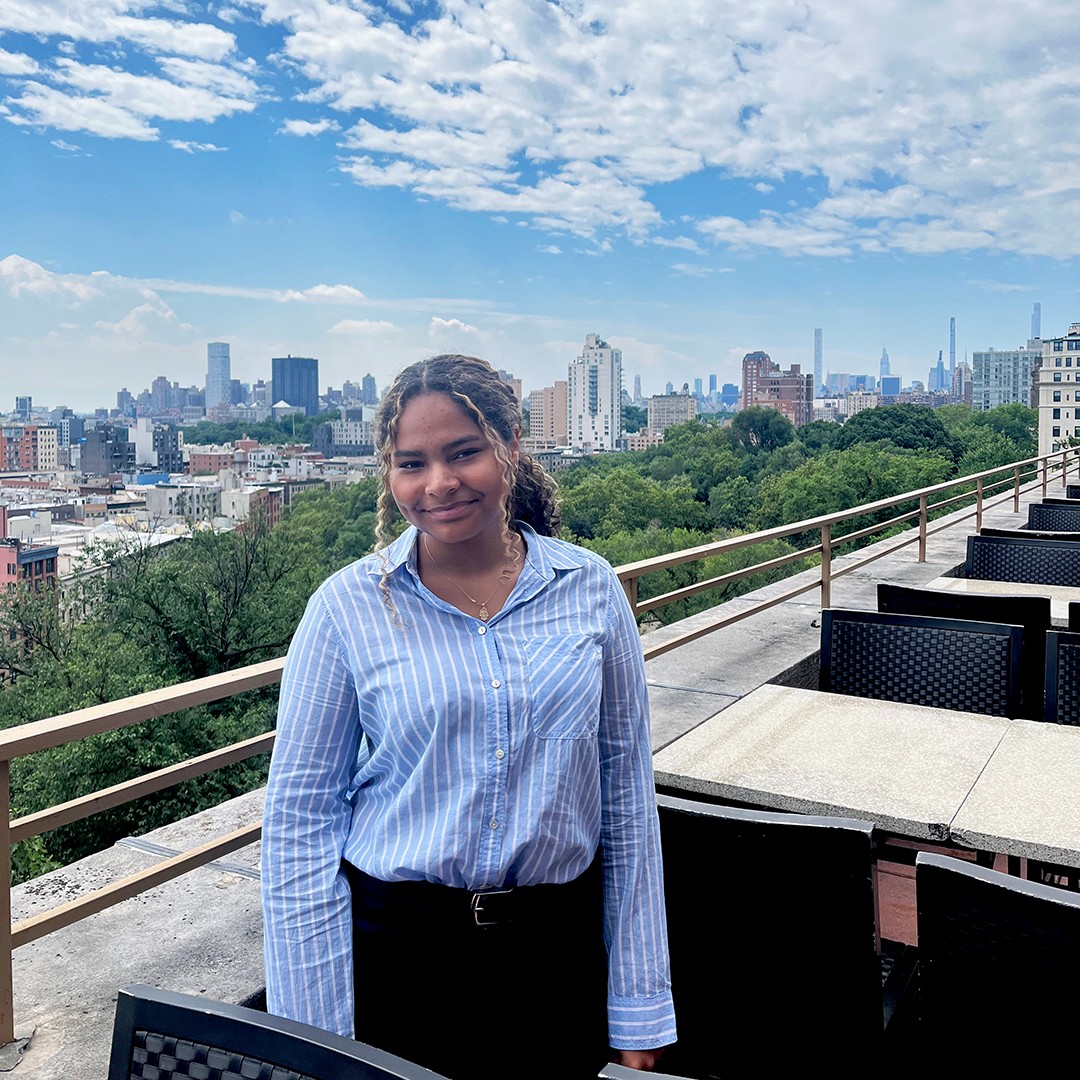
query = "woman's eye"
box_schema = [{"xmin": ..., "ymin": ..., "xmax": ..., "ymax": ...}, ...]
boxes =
[{"xmin": 454, "ymin": 448, "xmax": 480, "ymax": 460}]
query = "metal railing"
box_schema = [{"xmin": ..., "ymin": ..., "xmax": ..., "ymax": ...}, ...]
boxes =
[{"xmin": 0, "ymin": 444, "xmax": 1076, "ymax": 1042}]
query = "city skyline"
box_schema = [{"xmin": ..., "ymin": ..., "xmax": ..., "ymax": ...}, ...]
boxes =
[{"xmin": 2, "ymin": 2, "xmax": 1077, "ymax": 410}]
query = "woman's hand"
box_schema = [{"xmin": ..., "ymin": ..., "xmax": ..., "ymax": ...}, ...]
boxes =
[{"xmin": 616, "ymin": 1048, "xmax": 665, "ymax": 1071}]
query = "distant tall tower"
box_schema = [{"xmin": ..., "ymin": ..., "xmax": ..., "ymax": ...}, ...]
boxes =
[
  {"xmin": 206, "ymin": 343, "xmax": 231, "ymax": 410},
  {"xmin": 1032, "ymin": 302, "xmax": 1042, "ymax": 340},
  {"xmin": 813, "ymin": 329, "xmax": 823, "ymax": 393},
  {"xmin": 633, "ymin": 374, "xmax": 642, "ymax": 402},
  {"xmin": 949, "ymin": 318, "xmax": 956, "ymax": 373},
  {"xmin": 271, "ymin": 355, "xmax": 320, "ymax": 416},
  {"xmin": 709, "ymin": 374, "xmax": 717, "ymax": 395},
  {"xmin": 361, "ymin": 373, "xmax": 378, "ymax": 405},
  {"xmin": 880, "ymin": 348, "xmax": 891, "ymax": 379}
]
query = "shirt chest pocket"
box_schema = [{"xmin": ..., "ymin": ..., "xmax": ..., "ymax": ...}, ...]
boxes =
[{"xmin": 524, "ymin": 636, "xmax": 603, "ymax": 739}]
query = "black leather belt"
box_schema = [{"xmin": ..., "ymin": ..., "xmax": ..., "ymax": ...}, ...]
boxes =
[{"xmin": 343, "ymin": 855, "xmax": 600, "ymax": 929}]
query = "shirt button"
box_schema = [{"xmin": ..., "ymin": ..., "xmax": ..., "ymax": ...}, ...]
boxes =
[
  {"xmin": 477, "ymin": 625, "xmax": 487, "ymax": 635},
  {"xmin": 495, "ymin": 748, "xmax": 505, "ymax": 760},
  {"xmin": 491, "ymin": 679, "xmax": 501, "ymax": 689},
  {"xmin": 490, "ymin": 819, "xmax": 499, "ymax": 829}
]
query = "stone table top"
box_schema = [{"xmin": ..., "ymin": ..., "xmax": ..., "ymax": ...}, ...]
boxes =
[
  {"xmin": 652, "ymin": 683, "xmax": 1010, "ymax": 841},
  {"xmin": 951, "ymin": 719, "xmax": 1080, "ymax": 869},
  {"xmin": 925, "ymin": 575, "xmax": 1079, "ymax": 628}
]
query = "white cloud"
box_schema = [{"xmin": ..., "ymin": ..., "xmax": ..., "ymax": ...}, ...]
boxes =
[
  {"xmin": 229, "ymin": 209, "xmax": 246, "ymax": 225},
  {"xmin": 50, "ymin": 137, "xmax": 81, "ymax": 151},
  {"xmin": 329, "ymin": 319, "xmax": 396, "ymax": 334},
  {"xmin": 94, "ymin": 296, "xmax": 192, "ymax": 337},
  {"xmin": 671, "ymin": 263, "xmax": 713, "ymax": 277},
  {"xmin": 305, "ymin": 283, "xmax": 367, "ymax": 303},
  {"xmin": 278, "ymin": 117, "xmax": 339, "ymax": 137},
  {"xmin": 429, "ymin": 317, "xmax": 479, "ymax": 335},
  {"xmin": 0, "ymin": 48, "xmax": 38, "ymax": 75},
  {"xmin": 537, "ymin": 245, "xmax": 561, "ymax": 255},
  {"xmin": 753, "ymin": 182, "xmax": 774, "ymax": 193},
  {"xmin": 169, "ymin": 138, "xmax": 227, "ymax": 152},
  {"xmin": 0, "ymin": 3, "xmax": 236, "ymax": 61},
  {"xmin": 0, "ymin": 254, "xmax": 100, "ymax": 301}
]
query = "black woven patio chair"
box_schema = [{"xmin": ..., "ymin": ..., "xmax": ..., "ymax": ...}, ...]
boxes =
[
  {"xmin": 1044, "ymin": 630, "xmax": 1080, "ymax": 725},
  {"xmin": 1028, "ymin": 502, "xmax": 1080, "ymax": 531},
  {"xmin": 820, "ymin": 608, "xmax": 1023, "ymax": 718},
  {"xmin": 877, "ymin": 584, "xmax": 1049, "ymax": 721},
  {"xmin": 916, "ymin": 852, "xmax": 1080, "ymax": 1044},
  {"xmin": 656, "ymin": 795, "xmax": 889, "ymax": 1077},
  {"xmin": 108, "ymin": 984, "xmax": 447, "ymax": 1080},
  {"xmin": 1066, "ymin": 484, "xmax": 1080, "ymax": 499},
  {"xmin": 965, "ymin": 533, "xmax": 1080, "ymax": 586}
]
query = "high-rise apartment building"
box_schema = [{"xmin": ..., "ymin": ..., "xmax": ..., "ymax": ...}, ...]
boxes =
[
  {"xmin": 271, "ymin": 356, "xmax": 319, "ymax": 417},
  {"xmin": 813, "ymin": 329, "xmax": 823, "ymax": 394},
  {"xmin": 949, "ymin": 318, "xmax": 956, "ymax": 373},
  {"xmin": 1037, "ymin": 322, "xmax": 1080, "ymax": 455},
  {"xmin": 972, "ymin": 340, "xmax": 1043, "ymax": 411},
  {"xmin": 568, "ymin": 334, "xmax": 622, "ymax": 451},
  {"xmin": 1032, "ymin": 302, "xmax": 1042, "ymax": 341},
  {"xmin": 741, "ymin": 351, "xmax": 813, "ymax": 427},
  {"xmin": 528, "ymin": 381, "xmax": 569, "ymax": 449},
  {"xmin": 880, "ymin": 348, "xmax": 891, "ymax": 379},
  {"xmin": 206, "ymin": 343, "xmax": 231, "ymax": 411},
  {"xmin": 361, "ymin": 373, "xmax": 378, "ymax": 405}
]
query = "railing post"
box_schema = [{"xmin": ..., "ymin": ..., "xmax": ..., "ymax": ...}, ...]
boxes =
[
  {"xmin": 1043, "ymin": 456, "xmax": 1048, "ymax": 499},
  {"xmin": 0, "ymin": 760, "xmax": 13, "ymax": 1045},
  {"xmin": 918, "ymin": 494, "xmax": 928, "ymax": 562},
  {"xmin": 621, "ymin": 575, "xmax": 638, "ymax": 615},
  {"xmin": 1013, "ymin": 466, "xmax": 1021, "ymax": 513},
  {"xmin": 976, "ymin": 477, "xmax": 984, "ymax": 532},
  {"xmin": 820, "ymin": 523, "xmax": 832, "ymax": 610}
]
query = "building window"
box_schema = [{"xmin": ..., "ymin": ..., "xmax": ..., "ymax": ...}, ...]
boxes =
[
  {"xmin": 1055, "ymin": 373, "xmax": 1063, "ymax": 382},
  {"xmin": 1054, "ymin": 427, "xmax": 1061, "ymax": 437},
  {"xmin": 1054, "ymin": 409, "xmax": 1061, "ymax": 419},
  {"xmin": 1056, "ymin": 343, "xmax": 1064, "ymax": 352},
  {"xmin": 1054, "ymin": 391, "xmax": 1062, "ymax": 401}
]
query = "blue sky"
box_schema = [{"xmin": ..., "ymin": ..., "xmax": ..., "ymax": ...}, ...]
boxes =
[{"xmin": 1, "ymin": 0, "xmax": 1078, "ymax": 411}]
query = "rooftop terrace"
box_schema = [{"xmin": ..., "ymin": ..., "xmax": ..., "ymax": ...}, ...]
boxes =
[{"xmin": 4, "ymin": 458, "xmax": 1073, "ymax": 1077}]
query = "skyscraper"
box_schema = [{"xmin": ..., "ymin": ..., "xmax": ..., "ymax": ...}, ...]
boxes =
[
  {"xmin": 361, "ymin": 373, "xmax": 378, "ymax": 405},
  {"xmin": 206, "ymin": 343, "xmax": 231, "ymax": 411},
  {"xmin": 271, "ymin": 355, "xmax": 320, "ymax": 416},
  {"xmin": 880, "ymin": 348, "xmax": 890, "ymax": 379},
  {"xmin": 949, "ymin": 318, "xmax": 956, "ymax": 373},
  {"xmin": 1032, "ymin": 302, "xmax": 1042, "ymax": 340},
  {"xmin": 813, "ymin": 329, "xmax": 823, "ymax": 394},
  {"xmin": 568, "ymin": 333, "xmax": 622, "ymax": 451}
]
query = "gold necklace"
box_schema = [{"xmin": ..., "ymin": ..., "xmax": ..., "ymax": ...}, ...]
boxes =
[{"xmin": 422, "ymin": 535, "xmax": 521, "ymax": 621}]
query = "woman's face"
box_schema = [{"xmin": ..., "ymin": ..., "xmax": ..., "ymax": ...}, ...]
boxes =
[{"xmin": 389, "ymin": 392, "xmax": 518, "ymax": 551}]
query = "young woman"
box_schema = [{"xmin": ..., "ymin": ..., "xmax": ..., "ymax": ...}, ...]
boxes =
[{"xmin": 262, "ymin": 355, "xmax": 675, "ymax": 1078}]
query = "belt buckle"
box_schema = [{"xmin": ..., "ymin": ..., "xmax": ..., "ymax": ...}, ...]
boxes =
[{"xmin": 470, "ymin": 887, "xmax": 513, "ymax": 927}]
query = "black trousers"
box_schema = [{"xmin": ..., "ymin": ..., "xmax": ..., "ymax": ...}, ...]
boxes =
[{"xmin": 344, "ymin": 859, "xmax": 610, "ymax": 1080}]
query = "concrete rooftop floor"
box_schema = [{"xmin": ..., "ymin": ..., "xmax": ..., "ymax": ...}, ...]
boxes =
[{"xmin": 6, "ymin": 479, "xmax": 1059, "ymax": 1077}]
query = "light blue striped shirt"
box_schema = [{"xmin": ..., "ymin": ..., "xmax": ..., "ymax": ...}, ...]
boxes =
[{"xmin": 262, "ymin": 523, "xmax": 675, "ymax": 1050}]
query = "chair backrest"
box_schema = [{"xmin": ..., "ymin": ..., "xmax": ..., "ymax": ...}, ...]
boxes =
[
  {"xmin": 981, "ymin": 526, "xmax": 1080, "ymax": 541},
  {"xmin": 877, "ymin": 584, "xmax": 1049, "ymax": 721},
  {"xmin": 1070, "ymin": 601, "xmax": 1080, "ymax": 633},
  {"xmin": 1039, "ymin": 496, "xmax": 1080, "ymax": 505},
  {"xmin": 1028, "ymin": 502, "xmax": 1080, "ymax": 531},
  {"xmin": 965, "ymin": 533, "xmax": 1080, "ymax": 586},
  {"xmin": 656, "ymin": 795, "xmax": 880, "ymax": 1074},
  {"xmin": 820, "ymin": 608, "xmax": 1023, "ymax": 717},
  {"xmin": 1044, "ymin": 630, "xmax": 1080, "ymax": 724},
  {"xmin": 916, "ymin": 852, "xmax": 1080, "ymax": 1039},
  {"xmin": 108, "ymin": 984, "xmax": 447, "ymax": 1080},
  {"xmin": 1067, "ymin": 484, "xmax": 1080, "ymax": 499}
]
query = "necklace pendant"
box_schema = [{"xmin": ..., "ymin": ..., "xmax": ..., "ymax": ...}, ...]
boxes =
[{"xmin": 478, "ymin": 605, "xmax": 491, "ymax": 621}]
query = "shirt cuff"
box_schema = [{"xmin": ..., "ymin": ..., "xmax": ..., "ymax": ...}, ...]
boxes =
[{"xmin": 607, "ymin": 989, "xmax": 677, "ymax": 1050}]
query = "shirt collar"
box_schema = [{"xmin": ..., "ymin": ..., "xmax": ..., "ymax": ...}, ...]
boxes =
[{"xmin": 366, "ymin": 522, "xmax": 589, "ymax": 581}]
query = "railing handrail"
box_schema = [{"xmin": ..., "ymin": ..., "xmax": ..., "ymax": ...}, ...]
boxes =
[{"xmin": 0, "ymin": 442, "xmax": 1076, "ymax": 1045}]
